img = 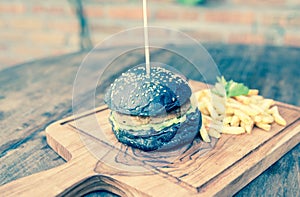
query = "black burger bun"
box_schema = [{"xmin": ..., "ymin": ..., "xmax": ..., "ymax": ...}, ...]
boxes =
[
  {"xmin": 104, "ymin": 66, "xmax": 192, "ymax": 116},
  {"xmin": 110, "ymin": 108, "xmax": 202, "ymax": 151},
  {"xmin": 104, "ymin": 65, "xmax": 202, "ymax": 151}
]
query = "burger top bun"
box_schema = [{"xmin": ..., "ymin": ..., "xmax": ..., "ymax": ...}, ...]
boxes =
[{"xmin": 104, "ymin": 66, "xmax": 192, "ymax": 116}]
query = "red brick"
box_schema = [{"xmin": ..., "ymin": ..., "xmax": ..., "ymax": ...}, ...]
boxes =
[
  {"xmin": 0, "ymin": 32, "xmax": 23, "ymax": 41},
  {"xmin": 287, "ymin": 0, "xmax": 300, "ymax": 6},
  {"xmin": 29, "ymin": 32, "xmax": 66, "ymax": 46},
  {"xmin": 85, "ymin": 6, "xmax": 104, "ymax": 17},
  {"xmin": 205, "ymin": 11, "xmax": 255, "ymax": 24},
  {"xmin": 46, "ymin": 21, "xmax": 79, "ymax": 33},
  {"xmin": 90, "ymin": 24, "xmax": 123, "ymax": 34},
  {"xmin": 13, "ymin": 46, "xmax": 49, "ymax": 58},
  {"xmin": 155, "ymin": 9, "xmax": 199, "ymax": 21},
  {"xmin": 185, "ymin": 30, "xmax": 224, "ymax": 43},
  {"xmin": 32, "ymin": 6, "xmax": 67, "ymax": 15},
  {"xmin": 284, "ymin": 34, "xmax": 300, "ymax": 47},
  {"xmin": 84, "ymin": 0, "xmax": 129, "ymax": 3},
  {"xmin": 66, "ymin": 35, "xmax": 79, "ymax": 47},
  {"xmin": 155, "ymin": 10, "xmax": 179, "ymax": 20},
  {"xmin": 0, "ymin": 44, "xmax": 8, "ymax": 50},
  {"xmin": 230, "ymin": 0, "xmax": 286, "ymax": 6},
  {"xmin": 0, "ymin": 3, "xmax": 25, "ymax": 13},
  {"xmin": 261, "ymin": 13, "xmax": 300, "ymax": 27},
  {"xmin": 0, "ymin": 20, "xmax": 5, "ymax": 28},
  {"xmin": 286, "ymin": 15, "xmax": 300, "ymax": 26},
  {"xmin": 107, "ymin": 7, "xmax": 144, "ymax": 20},
  {"xmin": 9, "ymin": 18, "xmax": 44, "ymax": 29},
  {"xmin": 182, "ymin": 11, "xmax": 199, "ymax": 20},
  {"xmin": 228, "ymin": 33, "xmax": 265, "ymax": 45},
  {"xmin": 151, "ymin": 0, "xmax": 173, "ymax": 2},
  {"xmin": 261, "ymin": 15, "xmax": 285, "ymax": 26}
]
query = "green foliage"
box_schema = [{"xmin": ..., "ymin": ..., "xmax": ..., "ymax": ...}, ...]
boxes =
[{"xmin": 214, "ymin": 76, "xmax": 250, "ymax": 98}]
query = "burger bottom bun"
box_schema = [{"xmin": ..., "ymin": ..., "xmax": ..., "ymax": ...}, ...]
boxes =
[{"xmin": 111, "ymin": 108, "xmax": 202, "ymax": 152}]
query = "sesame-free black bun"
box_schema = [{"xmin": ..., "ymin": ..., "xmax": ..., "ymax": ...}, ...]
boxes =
[{"xmin": 104, "ymin": 66, "xmax": 192, "ymax": 116}]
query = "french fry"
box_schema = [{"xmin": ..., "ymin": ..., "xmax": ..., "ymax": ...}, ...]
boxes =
[
  {"xmin": 234, "ymin": 95, "xmax": 251, "ymax": 105},
  {"xmin": 206, "ymin": 102, "xmax": 218, "ymax": 119},
  {"xmin": 200, "ymin": 124, "xmax": 211, "ymax": 143},
  {"xmin": 223, "ymin": 116, "xmax": 232, "ymax": 125},
  {"xmin": 254, "ymin": 115, "xmax": 262, "ymax": 123},
  {"xmin": 240, "ymin": 121, "xmax": 246, "ymax": 129},
  {"xmin": 195, "ymin": 89, "xmax": 209, "ymax": 101},
  {"xmin": 234, "ymin": 109, "xmax": 252, "ymax": 125},
  {"xmin": 223, "ymin": 123, "xmax": 230, "ymax": 127},
  {"xmin": 198, "ymin": 102, "xmax": 209, "ymax": 115},
  {"xmin": 225, "ymin": 107, "xmax": 234, "ymax": 115},
  {"xmin": 213, "ymin": 101, "xmax": 226, "ymax": 114},
  {"xmin": 213, "ymin": 115, "xmax": 223, "ymax": 122},
  {"xmin": 202, "ymin": 114, "xmax": 212, "ymax": 123},
  {"xmin": 240, "ymin": 118, "xmax": 254, "ymax": 134},
  {"xmin": 211, "ymin": 119, "xmax": 223, "ymax": 126},
  {"xmin": 211, "ymin": 92, "xmax": 226, "ymax": 104},
  {"xmin": 248, "ymin": 89, "xmax": 259, "ymax": 96},
  {"xmin": 230, "ymin": 115, "xmax": 240, "ymax": 127},
  {"xmin": 261, "ymin": 114, "xmax": 274, "ymax": 124},
  {"xmin": 240, "ymin": 105, "xmax": 259, "ymax": 116},
  {"xmin": 193, "ymin": 91, "xmax": 200, "ymax": 100},
  {"xmin": 195, "ymin": 87, "xmax": 286, "ymax": 139},
  {"xmin": 260, "ymin": 99, "xmax": 275, "ymax": 110},
  {"xmin": 250, "ymin": 95, "xmax": 264, "ymax": 101},
  {"xmin": 209, "ymin": 121, "xmax": 223, "ymax": 135},
  {"xmin": 214, "ymin": 83, "xmax": 226, "ymax": 96},
  {"xmin": 208, "ymin": 128, "xmax": 221, "ymax": 138},
  {"xmin": 227, "ymin": 97, "xmax": 241, "ymax": 105},
  {"xmin": 226, "ymin": 101, "xmax": 259, "ymax": 117},
  {"xmin": 249, "ymin": 103, "xmax": 264, "ymax": 114},
  {"xmin": 256, "ymin": 122, "xmax": 271, "ymax": 131},
  {"xmin": 202, "ymin": 118, "xmax": 210, "ymax": 127},
  {"xmin": 225, "ymin": 102, "xmax": 237, "ymax": 108},
  {"xmin": 245, "ymin": 121, "xmax": 254, "ymax": 134},
  {"xmin": 222, "ymin": 126, "xmax": 245, "ymax": 134},
  {"xmin": 269, "ymin": 106, "xmax": 287, "ymax": 126}
]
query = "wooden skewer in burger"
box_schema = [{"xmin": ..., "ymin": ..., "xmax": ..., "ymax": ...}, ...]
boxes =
[{"xmin": 104, "ymin": 0, "xmax": 202, "ymax": 151}]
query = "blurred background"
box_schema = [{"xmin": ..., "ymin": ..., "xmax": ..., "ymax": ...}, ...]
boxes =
[
  {"xmin": 1, "ymin": 1, "xmax": 299, "ymax": 196},
  {"xmin": 0, "ymin": 0, "xmax": 299, "ymax": 70}
]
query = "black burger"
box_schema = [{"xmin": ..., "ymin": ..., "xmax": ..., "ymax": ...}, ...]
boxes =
[{"xmin": 104, "ymin": 66, "xmax": 202, "ymax": 151}]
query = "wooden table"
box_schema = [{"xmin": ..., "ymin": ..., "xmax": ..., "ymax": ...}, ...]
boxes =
[{"xmin": 0, "ymin": 44, "xmax": 299, "ymax": 196}]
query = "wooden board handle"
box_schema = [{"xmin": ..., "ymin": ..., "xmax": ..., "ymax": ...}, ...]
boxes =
[
  {"xmin": 0, "ymin": 161, "xmax": 147, "ymax": 197},
  {"xmin": 0, "ymin": 121, "xmax": 146, "ymax": 197},
  {"xmin": 0, "ymin": 162, "xmax": 95, "ymax": 196}
]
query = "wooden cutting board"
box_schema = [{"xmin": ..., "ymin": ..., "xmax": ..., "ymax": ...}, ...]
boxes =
[{"xmin": 1, "ymin": 81, "xmax": 299, "ymax": 197}]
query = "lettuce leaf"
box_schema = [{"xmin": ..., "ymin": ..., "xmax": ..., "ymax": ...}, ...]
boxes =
[{"xmin": 215, "ymin": 76, "xmax": 249, "ymax": 98}]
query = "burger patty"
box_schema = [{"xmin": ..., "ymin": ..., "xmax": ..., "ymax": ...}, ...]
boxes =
[
  {"xmin": 111, "ymin": 107, "xmax": 202, "ymax": 151},
  {"xmin": 111, "ymin": 100, "xmax": 191, "ymax": 126}
]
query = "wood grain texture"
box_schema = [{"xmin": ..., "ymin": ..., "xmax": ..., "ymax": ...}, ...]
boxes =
[
  {"xmin": 0, "ymin": 81, "xmax": 298, "ymax": 196},
  {"xmin": 0, "ymin": 44, "xmax": 299, "ymax": 196}
]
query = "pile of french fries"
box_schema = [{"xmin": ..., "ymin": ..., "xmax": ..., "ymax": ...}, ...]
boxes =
[{"xmin": 194, "ymin": 88, "xmax": 287, "ymax": 143}]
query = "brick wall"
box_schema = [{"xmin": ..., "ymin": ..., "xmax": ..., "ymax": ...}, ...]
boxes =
[
  {"xmin": 0, "ymin": 0, "xmax": 78, "ymax": 68},
  {"xmin": 0, "ymin": 0, "xmax": 299, "ymax": 69}
]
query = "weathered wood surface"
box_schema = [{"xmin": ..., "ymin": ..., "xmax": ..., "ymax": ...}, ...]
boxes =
[
  {"xmin": 0, "ymin": 44, "xmax": 299, "ymax": 196},
  {"xmin": 0, "ymin": 80, "xmax": 299, "ymax": 196}
]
